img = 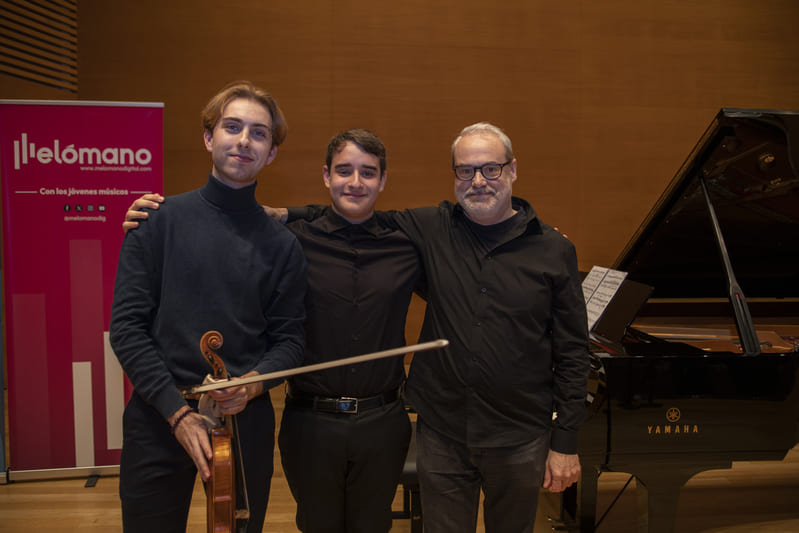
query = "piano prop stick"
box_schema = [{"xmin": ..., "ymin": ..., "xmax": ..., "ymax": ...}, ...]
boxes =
[{"xmin": 698, "ymin": 176, "xmax": 760, "ymax": 355}]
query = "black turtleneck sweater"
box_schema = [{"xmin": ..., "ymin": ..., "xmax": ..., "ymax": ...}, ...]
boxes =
[{"xmin": 110, "ymin": 176, "xmax": 307, "ymax": 421}]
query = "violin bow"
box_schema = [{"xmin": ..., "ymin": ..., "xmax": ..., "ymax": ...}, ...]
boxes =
[{"xmin": 183, "ymin": 338, "xmax": 449, "ymax": 395}]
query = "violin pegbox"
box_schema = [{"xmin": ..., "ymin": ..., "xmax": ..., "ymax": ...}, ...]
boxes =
[{"xmin": 200, "ymin": 330, "xmax": 227, "ymax": 380}]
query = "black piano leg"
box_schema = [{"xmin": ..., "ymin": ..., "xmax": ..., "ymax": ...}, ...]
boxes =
[
  {"xmin": 577, "ymin": 468, "xmax": 600, "ymax": 533},
  {"xmin": 634, "ymin": 476, "xmax": 680, "ymax": 533},
  {"xmin": 555, "ymin": 467, "xmax": 599, "ymax": 532},
  {"xmin": 632, "ymin": 463, "xmax": 728, "ymax": 533}
]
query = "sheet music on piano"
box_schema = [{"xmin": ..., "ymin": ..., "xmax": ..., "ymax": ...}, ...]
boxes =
[{"xmin": 582, "ymin": 266, "xmax": 627, "ymax": 331}]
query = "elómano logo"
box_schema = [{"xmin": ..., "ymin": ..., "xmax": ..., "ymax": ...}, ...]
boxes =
[{"xmin": 12, "ymin": 133, "xmax": 153, "ymax": 170}]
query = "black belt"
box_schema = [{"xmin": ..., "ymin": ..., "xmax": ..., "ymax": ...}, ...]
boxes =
[{"xmin": 286, "ymin": 387, "xmax": 400, "ymax": 414}]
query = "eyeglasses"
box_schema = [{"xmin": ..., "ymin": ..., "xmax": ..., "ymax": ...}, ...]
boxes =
[{"xmin": 453, "ymin": 161, "xmax": 511, "ymax": 181}]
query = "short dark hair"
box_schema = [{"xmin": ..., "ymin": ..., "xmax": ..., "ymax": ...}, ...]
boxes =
[
  {"xmin": 201, "ymin": 80, "xmax": 288, "ymax": 146},
  {"xmin": 325, "ymin": 128, "xmax": 386, "ymax": 174}
]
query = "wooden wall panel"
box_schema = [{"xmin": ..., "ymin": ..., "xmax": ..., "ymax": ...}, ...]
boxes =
[
  {"xmin": 0, "ymin": 74, "xmax": 74, "ymax": 100},
  {"xmin": 75, "ymin": 0, "xmax": 799, "ymax": 340}
]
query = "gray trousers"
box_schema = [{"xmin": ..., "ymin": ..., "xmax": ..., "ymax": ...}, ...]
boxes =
[{"xmin": 416, "ymin": 417, "xmax": 549, "ymax": 533}]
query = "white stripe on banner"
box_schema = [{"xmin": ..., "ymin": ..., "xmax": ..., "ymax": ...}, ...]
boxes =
[
  {"xmin": 104, "ymin": 332, "xmax": 124, "ymax": 450},
  {"xmin": 72, "ymin": 362, "xmax": 94, "ymax": 467}
]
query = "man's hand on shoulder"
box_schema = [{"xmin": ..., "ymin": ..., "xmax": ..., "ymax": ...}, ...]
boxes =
[
  {"xmin": 123, "ymin": 193, "xmax": 164, "ymax": 232},
  {"xmin": 262, "ymin": 205, "xmax": 288, "ymax": 224}
]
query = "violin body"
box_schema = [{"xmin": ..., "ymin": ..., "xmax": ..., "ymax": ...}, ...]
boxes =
[{"xmin": 208, "ymin": 425, "xmax": 235, "ymax": 532}]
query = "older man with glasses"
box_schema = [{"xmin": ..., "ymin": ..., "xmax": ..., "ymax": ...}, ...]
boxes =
[{"xmin": 372, "ymin": 122, "xmax": 590, "ymax": 532}]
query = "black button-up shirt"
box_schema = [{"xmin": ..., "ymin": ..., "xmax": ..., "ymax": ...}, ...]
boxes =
[
  {"xmin": 378, "ymin": 197, "xmax": 590, "ymax": 453},
  {"xmin": 286, "ymin": 207, "xmax": 423, "ymax": 398}
]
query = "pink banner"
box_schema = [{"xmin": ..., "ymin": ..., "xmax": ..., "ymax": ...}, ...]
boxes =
[{"xmin": 0, "ymin": 101, "xmax": 163, "ymax": 471}]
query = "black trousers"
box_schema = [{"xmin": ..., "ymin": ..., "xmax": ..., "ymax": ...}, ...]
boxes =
[
  {"xmin": 119, "ymin": 392, "xmax": 275, "ymax": 533},
  {"xmin": 278, "ymin": 398, "xmax": 411, "ymax": 533}
]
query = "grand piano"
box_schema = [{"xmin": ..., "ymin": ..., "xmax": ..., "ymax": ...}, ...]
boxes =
[{"xmin": 560, "ymin": 108, "xmax": 799, "ymax": 533}]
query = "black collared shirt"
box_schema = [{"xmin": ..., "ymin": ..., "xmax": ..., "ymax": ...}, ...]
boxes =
[
  {"xmin": 286, "ymin": 207, "xmax": 423, "ymax": 398},
  {"xmin": 377, "ymin": 197, "xmax": 590, "ymax": 452}
]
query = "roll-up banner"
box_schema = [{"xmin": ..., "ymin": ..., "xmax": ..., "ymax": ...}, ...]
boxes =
[{"xmin": 0, "ymin": 100, "xmax": 163, "ymax": 478}]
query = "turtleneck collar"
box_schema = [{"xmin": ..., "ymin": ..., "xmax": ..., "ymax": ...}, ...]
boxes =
[{"xmin": 199, "ymin": 174, "xmax": 260, "ymax": 212}]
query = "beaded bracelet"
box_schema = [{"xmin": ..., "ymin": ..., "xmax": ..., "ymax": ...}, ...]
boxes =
[{"xmin": 170, "ymin": 408, "xmax": 195, "ymax": 434}]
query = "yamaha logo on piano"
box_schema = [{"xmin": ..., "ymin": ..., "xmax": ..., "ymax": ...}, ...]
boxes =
[{"xmin": 647, "ymin": 407, "xmax": 700, "ymax": 436}]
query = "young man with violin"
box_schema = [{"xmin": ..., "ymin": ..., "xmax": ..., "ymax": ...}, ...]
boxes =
[{"xmin": 110, "ymin": 81, "xmax": 306, "ymax": 533}]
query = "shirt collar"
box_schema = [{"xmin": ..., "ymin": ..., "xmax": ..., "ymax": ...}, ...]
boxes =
[
  {"xmin": 315, "ymin": 207, "xmax": 384, "ymax": 236},
  {"xmin": 511, "ymin": 196, "xmax": 543, "ymax": 235},
  {"xmin": 454, "ymin": 196, "xmax": 543, "ymax": 235}
]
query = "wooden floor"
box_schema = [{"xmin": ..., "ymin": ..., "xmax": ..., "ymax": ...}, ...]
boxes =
[{"xmin": 1, "ymin": 387, "xmax": 798, "ymax": 532}]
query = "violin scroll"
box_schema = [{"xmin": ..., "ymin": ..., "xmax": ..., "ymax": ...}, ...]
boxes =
[{"xmin": 200, "ymin": 330, "xmax": 227, "ymax": 380}]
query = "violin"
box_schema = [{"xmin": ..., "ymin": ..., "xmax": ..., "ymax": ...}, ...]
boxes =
[{"xmin": 199, "ymin": 331, "xmax": 249, "ymax": 533}]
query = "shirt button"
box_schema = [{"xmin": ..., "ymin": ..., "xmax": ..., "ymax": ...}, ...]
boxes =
[
  {"xmin": 480, "ymin": 287, "xmax": 487, "ymax": 293},
  {"xmin": 475, "ymin": 322, "xmax": 482, "ymax": 327}
]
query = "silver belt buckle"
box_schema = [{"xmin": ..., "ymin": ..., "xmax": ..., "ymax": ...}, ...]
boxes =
[{"xmin": 335, "ymin": 397, "xmax": 358, "ymax": 413}]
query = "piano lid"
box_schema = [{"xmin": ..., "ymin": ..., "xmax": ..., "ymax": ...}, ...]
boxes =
[{"xmin": 613, "ymin": 108, "xmax": 799, "ymax": 301}]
